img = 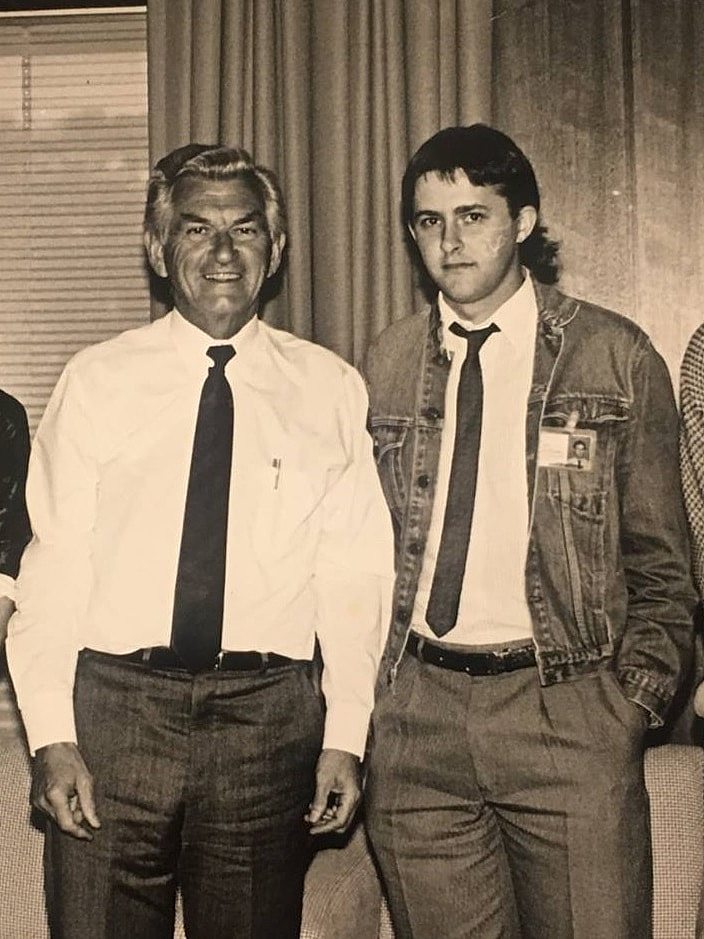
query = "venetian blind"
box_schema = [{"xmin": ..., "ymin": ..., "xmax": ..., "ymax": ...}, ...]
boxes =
[{"xmin": 0, "ymin": 11, "xmax": 149, "ymax": 432}]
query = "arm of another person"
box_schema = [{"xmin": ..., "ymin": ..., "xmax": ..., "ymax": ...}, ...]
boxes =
[
  {"xmin": 0, "ymin": 393, "xmax": 32, "ymax": 644},
  {"xmin": 616, "ymin": 336, "xmax": 698, "ymax": 726},
  {"xmin": 679, "ymin": 325, "xmax": 704, "ymax": 715},
  {"xmin": 307, "ymin": 366, "xmax": 395, "ymax": 835},
  {"xmin": 6, "ymin": 364, "xmax": 101, "ymax": 839}
]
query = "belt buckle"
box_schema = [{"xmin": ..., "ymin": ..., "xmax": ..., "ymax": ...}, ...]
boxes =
[{"xmin": 484, "ymin": 655, "xmax": 501, "ymax": 676}]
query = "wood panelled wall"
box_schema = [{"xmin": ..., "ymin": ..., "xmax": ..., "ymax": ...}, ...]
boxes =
[{"xmin": 493, "ymin": 0, "xmax": 704, "ymax": 386}]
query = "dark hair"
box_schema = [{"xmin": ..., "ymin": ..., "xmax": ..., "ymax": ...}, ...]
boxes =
[
  {"xmin": 144, "ymin": 143, "xmax": 286, "ymax": 246},
  {"xmin": 402, "ymin": 124, "xmax": 560, "ymax": 284}
]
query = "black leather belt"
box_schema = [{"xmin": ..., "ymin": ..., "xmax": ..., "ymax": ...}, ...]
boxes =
[
  {"xmin": 84, "ymin": 647, "xmax": 297, "ymax": 673},
  {"xmin": 405, "ymin": 632, "xmax": 536, "ymax": 676}
]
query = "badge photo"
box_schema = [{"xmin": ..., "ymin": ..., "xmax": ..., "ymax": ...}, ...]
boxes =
[{"xmin": 538, "ymin": 427, "xmax": 596, "ymax": 471}]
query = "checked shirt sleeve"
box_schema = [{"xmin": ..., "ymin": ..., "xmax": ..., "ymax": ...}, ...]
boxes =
[{"xmin": 680, "ymin": 324, "xmax": 704, "ymax": 599}]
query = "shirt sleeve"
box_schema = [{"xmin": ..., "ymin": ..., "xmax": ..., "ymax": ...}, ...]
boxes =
[
  {"xmin": 6, "ymin": 363, "xmax": 98, "ymax": 754},
  {"xmin": 0, "ymin": 392, "xmax": 31, "ymax": 595},
  {"xmin": 680, "ymin": 325, "xmax": 704, "ymax": 599},
  {"xmin": 0, "ymin": 574, "xmax": 16, "ymax": 602},
  {"xmin": 616, "ymin": 336, "xmax": 697, "ymax": 725},
  {"xmin": 313, "ymin": 366, "xmax": 395, "ymax": 757}
]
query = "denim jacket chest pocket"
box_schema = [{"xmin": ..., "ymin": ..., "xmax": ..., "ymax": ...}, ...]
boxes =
[
  {"xmin": 370, "ymin": 417, "xmax": 413, "ymax": 525},
  {"xmin": 370, "ymin": 411, "xmax": 444, "ymax": 557},
  {"xmin": 533, "ymin": 393, "xmax": 631, "ymax": 650},
  {"xmin": 541, "ymin": 394, "xmax": 630, "ymax": 503}
]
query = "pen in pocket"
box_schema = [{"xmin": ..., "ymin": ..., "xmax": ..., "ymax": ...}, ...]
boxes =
[{"xmin": 272, "ymin": 457, "xmax": 282, "ymax": 490}]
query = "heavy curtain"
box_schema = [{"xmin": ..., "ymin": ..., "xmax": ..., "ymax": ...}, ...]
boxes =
[
  {"xmin": 147, "ymin": 0, "xmax": 492, "ymax": 365},
  {"xmin": 147, "ymin": 0, "xmax": 703, "ymax": 382}
]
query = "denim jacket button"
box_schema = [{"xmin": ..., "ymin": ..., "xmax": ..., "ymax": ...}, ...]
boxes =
[
  {"xmin": 417, "ymin": 474, "xmax": 431, "ymax": 489},
  {"xmin": 421, "ymin": 406, "xmax": 442, "ymax": 420},
  {"xmin": 408, "ymin": 541, "xmax": 423, "ymax": 556},
  {"xmin": 396, "ymin": 607, "xmax": 411, "ymax": 624}
]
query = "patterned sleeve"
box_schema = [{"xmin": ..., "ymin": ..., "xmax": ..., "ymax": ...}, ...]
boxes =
[{"xmin": 680, "ymin": 324, "xmax": 704, "ymax": 598}]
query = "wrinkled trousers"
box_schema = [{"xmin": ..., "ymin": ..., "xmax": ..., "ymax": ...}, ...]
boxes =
[
  {"xmin": 366, "ymin": 652, "xmax": 652, "ymax": 939},
  {"xmin": 45, "ymin": 649, "xmax": 324, "ymax": 939}
]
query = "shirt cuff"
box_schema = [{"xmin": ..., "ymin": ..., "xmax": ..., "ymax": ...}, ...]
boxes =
[
  {"xmin": 321, "ymin": 701, "xmax": 371, "ymax": 758},
  {"xmin": 18, "ymin": 691, "xmax": 77, "ymax": 756},
  {"xmin": 0, "ymin": 573, "xmax": 15, "ymax": 603}
]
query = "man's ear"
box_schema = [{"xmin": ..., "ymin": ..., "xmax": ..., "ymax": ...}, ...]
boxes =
[
  {"xmin": 515, "ymin": 205, "xmax": 538, "ymax": 245},
  {"xmin": 144, "ymin": 229, "xmax": 168, "ymax": 279},
  {"xmin": 267, "ymin": 234, "xmax": 286, "ymax": 278}
]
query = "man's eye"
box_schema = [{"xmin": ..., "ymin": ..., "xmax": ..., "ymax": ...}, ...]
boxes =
[
  {"xmin": 463, "ymin": 212, "xmax": 485, "ymax": 224},
  {"xmin": 185, "ymin": 225, "xmax": 208, "ymax": 236},
  {"xmin": 417, "ymin": 217, "xmax": 439, "ymax": 229},
  {"xmin": 233, "ymin": 225, "xmax": 258, "ymax": 238}
]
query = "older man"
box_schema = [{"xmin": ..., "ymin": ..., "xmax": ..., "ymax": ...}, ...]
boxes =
[{"xmin": 8, "ymin": 144, "xmax": 393, "ymax": 939}]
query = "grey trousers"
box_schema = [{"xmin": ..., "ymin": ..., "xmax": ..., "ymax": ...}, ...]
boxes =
[
  {"xmin": 44, "ymin": 650, "xmax": 325, "ymax": 939},
  {"xmin": 365, "ymin": 653, "xmax": 652, "ymax": 939}
]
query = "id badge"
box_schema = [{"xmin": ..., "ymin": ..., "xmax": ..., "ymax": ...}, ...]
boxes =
[{"xmin": 537, "ymin": 427, "xmax": 596, "ymax": 472}]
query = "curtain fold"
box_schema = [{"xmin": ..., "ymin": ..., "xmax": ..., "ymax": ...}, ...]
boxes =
[{"xmin": 147, "ymin": 0, "xmax": 492, "ymax": 364}]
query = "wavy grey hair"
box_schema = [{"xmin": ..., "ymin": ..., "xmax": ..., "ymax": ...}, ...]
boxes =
[{"xmin": 144, "ymin": 144, "xmax": 287, "ymax": 247}]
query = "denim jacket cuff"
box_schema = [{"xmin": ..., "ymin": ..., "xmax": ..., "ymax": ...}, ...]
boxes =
[{"xmin": 618, "ymin": 668, "xmax": 674, "ymax": 729}]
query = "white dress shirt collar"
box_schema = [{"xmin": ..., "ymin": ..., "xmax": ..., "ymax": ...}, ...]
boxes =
[
  {"xmin": 438, "ymin": 272, "xmax": 538, "ymax": 360},
  {"xmin": 169, "ymin": 308, "xmax": 261, "ymax": 372}
]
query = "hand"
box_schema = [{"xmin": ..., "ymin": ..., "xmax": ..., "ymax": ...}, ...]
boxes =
[
  {"xmin": 32, "ymin": 742, "xmax": 101, "ymax": 841},
  {"xmin": 0, "ymin": 595, "xmax": 14, "ymax": 647},
  {"xmin": 694, "ymin": 681, "xmax": 704, "ymax": 718},
  {"xmin": 306, "ymin": 748, "xmax": 361, "ymax": 835}
]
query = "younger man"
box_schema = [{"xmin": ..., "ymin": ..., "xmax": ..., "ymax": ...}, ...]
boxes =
[{"xmin": 363, "ymin": 124, "xmax": 695, "ymax": 939}]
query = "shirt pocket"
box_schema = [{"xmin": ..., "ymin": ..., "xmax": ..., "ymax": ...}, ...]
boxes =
[{"xmin": 250, "ymin": 451, "xmax": 326, "ymax": 558}]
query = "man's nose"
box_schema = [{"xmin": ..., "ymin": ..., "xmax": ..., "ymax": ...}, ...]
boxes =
[
  {"xmin": 440, "ymin": 219, "xmax": 462, "ymax": 254},
  {"xmin": 213, "ymin": 231, "xmax": 236, "ymax": 263}
]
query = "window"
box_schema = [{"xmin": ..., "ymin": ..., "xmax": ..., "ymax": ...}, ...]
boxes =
[{"xmin": 0, "ymin": 9, "xmax": 149, "ymax": 431}]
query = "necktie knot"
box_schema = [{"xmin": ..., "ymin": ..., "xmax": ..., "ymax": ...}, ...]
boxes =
[
  {"xmin": 449, "ymin": 321, "xmax": 499, "ymax": 356},
  {"xmin": 207, "ymin": 344, "xmax": 235, "ymax": 370}
]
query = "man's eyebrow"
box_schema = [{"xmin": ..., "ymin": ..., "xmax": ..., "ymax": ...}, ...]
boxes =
[
  {"xmin": 454, "ymin": 203, "xmax": 489, "ymax": 213},
  {"xmin": 412, "ymin": 203, "xmax": 490, "ymax": 221},
  {"xmin": 177, "ymin": 211, "xmax": 264, "ymax": 224},
  {"xmin": 178, "ymin": 212, "xmax": 210, "ymax": 224},
  {"xmin": 229, "ymin": 211, "xmax": 265, "ymax": 225}
]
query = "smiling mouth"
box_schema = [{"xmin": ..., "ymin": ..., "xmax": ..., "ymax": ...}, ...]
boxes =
[
  {"xmin": 204, "ymin": 272, "xmax": 242, "ymax": 282},
  {"xmin": 442, "ymin": 262, "xmax": 476, "ymax": 270}
]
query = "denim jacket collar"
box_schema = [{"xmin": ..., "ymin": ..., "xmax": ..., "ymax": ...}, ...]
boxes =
[
  {"xmin": 423, "ymin": 278, "xmax": 581, "ymax": 536},
  {"xmin": 429, "ymin": 278, "xmax": 579, "ymax": 361}
]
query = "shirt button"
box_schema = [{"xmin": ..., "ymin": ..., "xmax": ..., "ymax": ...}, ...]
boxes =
[
  {"xmin": 421, "ymin": 406, "xmax": 442, "ymax": 420},
  {"xmin": 408, "ymin": 541, "xmax": 423, "ymax": 556},
  {"xmin": 396, "ymin": 607, "xmax": 411, "ymax": 624},
  {"xmin": 417, "ymin": 474, "xmax": 430, "ymax": 489}
]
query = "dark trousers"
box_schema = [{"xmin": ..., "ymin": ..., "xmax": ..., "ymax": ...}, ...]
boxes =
[
  {"xmin": 365, "ymin": 653, "xmax": 652, "ymax": 939},
  {"xmin": 45, "ymin": 650, "xmax": 325, "ymax": 939}
]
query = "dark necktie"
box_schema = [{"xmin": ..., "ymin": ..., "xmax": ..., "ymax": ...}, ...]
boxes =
[
  {"xmin": 425, "ymin": 321, "xmax": 499, "ymax": 637},
  {"xmin": 171, "ymin": 344, "xmax": 235, "ymax": 672}
]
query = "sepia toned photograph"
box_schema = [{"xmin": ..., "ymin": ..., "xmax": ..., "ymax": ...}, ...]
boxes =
[{"xmin": 1, "ymin": 1, "xmax": 703, "ymax": 937}]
